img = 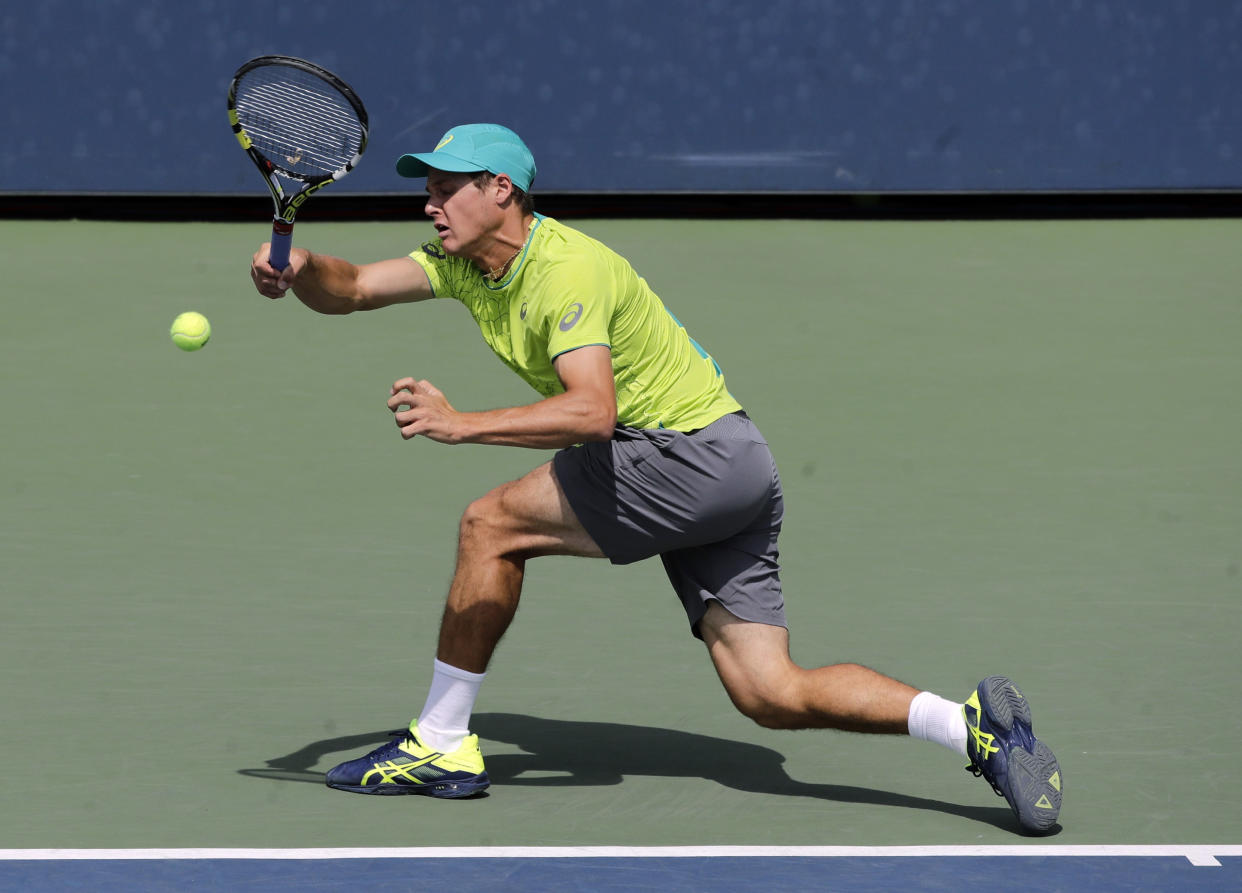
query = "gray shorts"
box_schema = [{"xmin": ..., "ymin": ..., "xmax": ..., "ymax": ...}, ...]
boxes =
[{"xmin": 552, "ymin": 411, "xmax": 785, "ymax": 638}]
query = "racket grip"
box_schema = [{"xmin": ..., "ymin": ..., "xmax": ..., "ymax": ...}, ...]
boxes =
[{"xmin": 269, "ymin": 220, "xmax": 294, "ymax": 272}]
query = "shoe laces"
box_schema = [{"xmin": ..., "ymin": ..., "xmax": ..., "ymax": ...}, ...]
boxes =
[
  {"xmin": 360, "ymin": 730, "xmax": 409, "ymax": 761},
  {"xmin": 966, "ymin": 761, "xmax": 1004, "ymax": 798}
]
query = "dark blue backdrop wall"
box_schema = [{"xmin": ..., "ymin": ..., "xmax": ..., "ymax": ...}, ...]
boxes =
[{"xmin": 3, "ymin": 0, "xmax": 1240, "ymax": 194}]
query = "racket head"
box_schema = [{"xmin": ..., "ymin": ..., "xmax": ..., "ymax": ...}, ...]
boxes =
[{"xmin": 227, "ymin": 55, "xmax": 369, "ymax": 219}]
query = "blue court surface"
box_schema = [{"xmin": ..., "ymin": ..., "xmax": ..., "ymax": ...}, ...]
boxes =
[{"xmin": 2, "ymin": 847, "xmax": 1239, "ymax": 892}]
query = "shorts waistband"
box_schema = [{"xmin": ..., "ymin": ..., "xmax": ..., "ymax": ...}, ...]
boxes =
[{"xmin": 688, "ymin": 410, "xmax": 750, "ymax": 437}]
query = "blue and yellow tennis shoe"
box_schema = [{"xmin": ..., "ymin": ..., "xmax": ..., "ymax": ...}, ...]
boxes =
[
  {"xmin": 965, "ymin": 676, "xmax": 1062, "ymax": 834},
  {"xmin": 325, "ymin": 722, "xmax": 489, "ymax": 798}
]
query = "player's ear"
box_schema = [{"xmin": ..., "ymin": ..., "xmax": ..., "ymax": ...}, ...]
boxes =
[{"xmin": 492, "ymin": 173, "xmax": 515, "ymax": 206}]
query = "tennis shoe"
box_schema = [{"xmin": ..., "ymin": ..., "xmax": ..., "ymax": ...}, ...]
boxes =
[
  {"xmin": 325, "ymin": 722, "xmax": 489, "ymax": 798},
  {"xmin": 964, "ymin": 676, "xmax": 1062, "ymax": 834}
]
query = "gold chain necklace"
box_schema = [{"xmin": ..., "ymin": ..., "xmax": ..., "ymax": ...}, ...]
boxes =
[{"xmin": 485, "ymin": 244, "xmax": 522, "ymax": 281}]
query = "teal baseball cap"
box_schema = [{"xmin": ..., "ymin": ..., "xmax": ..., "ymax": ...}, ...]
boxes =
[{"xmin": 396, "ymin": 123, "xmax": 537, "ymax": 192}]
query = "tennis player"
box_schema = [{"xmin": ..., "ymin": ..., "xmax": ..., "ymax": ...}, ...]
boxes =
[{"xmin": 249, "ymin": 123, "xmax": 1062, "ymax": 833}]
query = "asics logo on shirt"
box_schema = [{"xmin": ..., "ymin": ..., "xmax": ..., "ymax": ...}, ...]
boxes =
[
  {"xmin": 422, "ymin": 241, "xmax": 445, "ymax": 259},
  {"xmin": 520, "ymin": 302, "xmax": 528, "ymax": 320},
  {"xmin": 559, "ymin": 302, "xmax": 583, "ymax": 332}
]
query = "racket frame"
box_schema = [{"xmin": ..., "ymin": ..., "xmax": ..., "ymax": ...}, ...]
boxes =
[{"xmin": 227, "ymin": 55, "xmax": 369, "ymax": 270}]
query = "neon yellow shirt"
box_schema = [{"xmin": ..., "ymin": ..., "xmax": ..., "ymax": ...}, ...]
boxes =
[{"xmin": 409, "ymin": 215, "xmax": 740, "ymax": 432}]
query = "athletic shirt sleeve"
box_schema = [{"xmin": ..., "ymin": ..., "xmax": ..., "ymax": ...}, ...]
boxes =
[
  {"xmin": 532, "ymin": 258, "xmax": 616, "ymax": 362},
  {"xmin": 408, "ymin": 238, "xmax": 468, "ymax": 298}
]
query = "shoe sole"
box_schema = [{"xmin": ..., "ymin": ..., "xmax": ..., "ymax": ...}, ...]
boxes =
[
  {"xmin": 327, "ymin": 773, "xmax": 490, "ymax": 799},
  {"xmin": 978, "ymin": 676, "xmax": 1062, "ymax": 834}
]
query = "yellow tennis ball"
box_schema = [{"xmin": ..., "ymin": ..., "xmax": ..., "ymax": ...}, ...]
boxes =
[{"xmin": 170, "ymin": 311, "xmax": 211, "ymax": 351}]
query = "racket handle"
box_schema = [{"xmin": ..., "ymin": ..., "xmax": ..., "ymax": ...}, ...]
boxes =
[{"xmin": 269, "ymin": 220, "xmax": 294, "ymax": 272}]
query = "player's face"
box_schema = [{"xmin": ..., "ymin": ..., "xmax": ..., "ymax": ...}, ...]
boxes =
[{"xmin": 424, "ymin": 169, "xmax": 498, "ymax": 258}]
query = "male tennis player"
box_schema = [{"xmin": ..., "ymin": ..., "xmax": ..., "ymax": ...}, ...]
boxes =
[{"xmin": 249, "ymin": 123, "xmax": 1062, "ymax": 833}]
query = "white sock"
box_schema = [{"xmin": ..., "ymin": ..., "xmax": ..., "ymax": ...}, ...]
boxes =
[
  {"xmin": 415, "ymin": 659, "xmax": 486, "ymax": 753},
  {"xmin": 907, "ymin": 691, "xmax": 968, "ymax": 756}
]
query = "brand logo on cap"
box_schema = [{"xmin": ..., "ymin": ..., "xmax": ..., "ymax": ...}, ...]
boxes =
[{"xmin": 435, "ymin": 134, "xmax": 455, "ymax": 151}]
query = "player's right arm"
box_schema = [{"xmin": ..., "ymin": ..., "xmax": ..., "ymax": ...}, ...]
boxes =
[{"xmin": 251, "ymin": 245, "xmax": 433, "ymax": 314}]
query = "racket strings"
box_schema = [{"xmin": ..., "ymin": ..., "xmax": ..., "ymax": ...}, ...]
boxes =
[{"xmin": 235, "ymin": 69, "xmax": 365, "ymax": 177}]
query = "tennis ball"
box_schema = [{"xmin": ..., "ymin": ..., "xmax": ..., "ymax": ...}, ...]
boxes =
[{"xmin": 170, "ymin": 311, "xmax": 211, "ymax": 351}]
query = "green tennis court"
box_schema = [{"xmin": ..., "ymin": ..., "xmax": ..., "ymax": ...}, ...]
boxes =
[{"xmin": 2, "ymin": 216, "xmax": 1239, "ymax": 852}]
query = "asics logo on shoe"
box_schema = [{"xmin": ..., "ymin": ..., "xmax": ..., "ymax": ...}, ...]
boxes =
[
  {"xmin": 361, "ymin": 752, "xmax": 443, "ymax": 786},
  {"xmin": 969, "ymin": 725, "xmax": 999, "ymax": 760},
  {"xmin": 964, "ymin": 694, "xmax": 999, "ymax": 760}
]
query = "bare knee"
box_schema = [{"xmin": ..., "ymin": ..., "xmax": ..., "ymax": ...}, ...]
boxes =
[
  {"xmin": 721, "ymin": 670, "xmax": 810, "ymax": 730},
  {"xmin": 702, "ymin": 605, "xmax": 811, "ymax": 729},
  {"xmin": 735, "ymin": 697, "xmax": 798, "ymax": 730},
  {"xmin": 723, "ymin": 662, "xmax": 916, "ymax": 733},
  {"xmin": 458, "ymin": 487, "xmax": 516, "ymax": 555},
  {"xmin": 455, "ymin": 464, "xmax": 605, "ymax": 564}
]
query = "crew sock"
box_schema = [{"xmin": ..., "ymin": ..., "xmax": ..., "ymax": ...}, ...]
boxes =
[
  {"xmin": 415, "ymin": 659, "xmax": 486, "ymax": 753},
  {"xmin": 907, "ymin": 691, "xmax": 968, "ymax": 756}
]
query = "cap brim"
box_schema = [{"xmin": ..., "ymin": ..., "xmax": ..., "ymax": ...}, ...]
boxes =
[{"xmin": 395, "ymin": 151, "xmax": 487, "ymax": 178}]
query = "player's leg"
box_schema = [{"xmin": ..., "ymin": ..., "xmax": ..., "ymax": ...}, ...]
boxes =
[
  {"xmin": 698, "ymin": 601, "xmax": 918, "ymax": 732},
  {"xmin": 705, "ymin": 601, "xmax": 919, "ymax": 735},
  {"xmin": 649, "ymin": 417, "xmax": 1062, "ymax": 832},
  {"xmin": 325, "ymin": 459, "xmax": 602, "ymax": 798},
  {"xmin": 437, "ymin": 459, "xmax": 604, "ymax": 674},
  {"xmin": 699, "ymin": 599, "xmax": 1062, "ymax": 833},
  {"xmin": 666, "ymin": 524, "xmax": 963, "ymax": 740}
]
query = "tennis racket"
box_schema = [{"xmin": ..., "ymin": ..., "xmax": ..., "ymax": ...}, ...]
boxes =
[{"xmin": 227, "ymin": 55, "xmax": 369, "ymax": 271}]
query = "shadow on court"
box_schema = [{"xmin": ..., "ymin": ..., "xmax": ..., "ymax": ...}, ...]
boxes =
[{"xmin": 239, "ymin": 712, "xmax": 1032, "ymax": 834}]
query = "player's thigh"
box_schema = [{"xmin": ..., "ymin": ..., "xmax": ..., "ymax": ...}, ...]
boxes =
[
  {"xmin": 700, "ymin": 601, "xmax": 798, "ymax": 708},
  {"xmin": 468, "ymin": 460, "xmax": 606, "ymax": 559}
]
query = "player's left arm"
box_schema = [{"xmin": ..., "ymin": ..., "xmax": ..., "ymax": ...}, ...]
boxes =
[{"xmin": 388, "ymin": 345, "xmax": 617, "ymax": 448}]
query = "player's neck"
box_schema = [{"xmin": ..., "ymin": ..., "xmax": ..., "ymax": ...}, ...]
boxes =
[{"xmin": 478, "ymin": 214, "xmax": 534, "ymax": 281}]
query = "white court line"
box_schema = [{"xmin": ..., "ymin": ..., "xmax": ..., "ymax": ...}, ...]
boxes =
[{"xmin": 0, "ymin": 846, "xmax": 1240, "ymax": 867}]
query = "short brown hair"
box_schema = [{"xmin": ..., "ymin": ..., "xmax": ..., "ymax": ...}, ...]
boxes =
[{"xmin": 470, "ymin": 170, "xmax": 535, "ymax": 215}]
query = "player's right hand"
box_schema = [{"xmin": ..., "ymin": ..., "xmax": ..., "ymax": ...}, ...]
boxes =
[{"xmin": 250, "ymin": 244, "xmax": 307, "ymax": 298}]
